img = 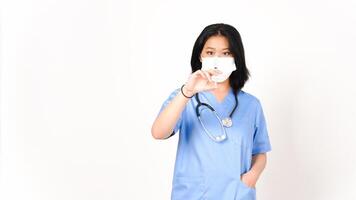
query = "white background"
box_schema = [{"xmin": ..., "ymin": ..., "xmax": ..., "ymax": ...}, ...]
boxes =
[{"xmin": 1, "ymin": 0, "xmax": 356, "ymax": 199}]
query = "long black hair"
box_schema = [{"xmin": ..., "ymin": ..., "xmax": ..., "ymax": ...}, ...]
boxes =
[{"xmin": 190, "ymin": 23, "xmax": 250, "ymax": 95}]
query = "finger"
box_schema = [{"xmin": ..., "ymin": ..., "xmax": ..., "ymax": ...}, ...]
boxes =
[
  {"xmin": 191, "ymin": 70, "xmax": 202, "ymax": 79},
  {"xmin": 207, "ymin": 80, "xmax": 218, "ymax": 89},
  {"xmin": 206, "ymin": 69, "xmax": 222, "ymax": 76},
  {"xmin": 201, "ymin": 70, "xmax": 212, "ymax": 82},
  {"xmin": 205, "ymin": 69, "xmax": 215, "ymax": 75},
  {"xmin": 196, "ymin": 70, "xmax": 209, "ymax": 80},
  {"xmin": 213, "ymin": 81, "xmax": 218, "ymax": 88}
]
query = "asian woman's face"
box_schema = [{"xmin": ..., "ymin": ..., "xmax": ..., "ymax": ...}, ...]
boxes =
[{"xmin": 200, "ymin": 35, "xmax": 234, "ymax": 61}]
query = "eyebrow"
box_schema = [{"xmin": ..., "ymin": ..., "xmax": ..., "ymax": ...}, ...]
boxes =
[{"xmin": 205, "ymin": 47, "xmax": 230, "ymax": 50}]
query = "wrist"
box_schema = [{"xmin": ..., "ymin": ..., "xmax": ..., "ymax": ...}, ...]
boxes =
[{"xmin": 181, "ymin": 84, "xmax": 195, "ymax": 98}]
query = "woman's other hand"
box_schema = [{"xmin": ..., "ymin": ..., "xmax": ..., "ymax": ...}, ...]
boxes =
[{"xmin": 241, "ymin": 170, "xmax": 258, "ymax": 188}]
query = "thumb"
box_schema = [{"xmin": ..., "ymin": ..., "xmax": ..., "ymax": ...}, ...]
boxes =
[
  {"xmin": 207, "ymin": 81, "xmax": 218, "ymax": 89},
  {"xmin": 213, "ymin": 81, "xmax": 218, "ymax": 88}
]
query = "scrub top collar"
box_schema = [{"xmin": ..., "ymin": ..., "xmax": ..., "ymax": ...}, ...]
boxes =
[{"xmin": 200, "ymin": 86, "xmax": 235, "ymax": 107}]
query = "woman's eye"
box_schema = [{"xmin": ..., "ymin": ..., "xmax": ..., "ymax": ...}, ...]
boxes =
[
  {"xmin": 224, "ymin": 52, "xmax": 231, "ymax": 56},
  {"xmin": 207, "ymin": 51, "xmax": 214, "ymax": 55}
]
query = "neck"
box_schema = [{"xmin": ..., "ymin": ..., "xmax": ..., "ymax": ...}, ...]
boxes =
[{"xmin": 211, "ymin": 80, "xmax": 230, "ymax": 93}]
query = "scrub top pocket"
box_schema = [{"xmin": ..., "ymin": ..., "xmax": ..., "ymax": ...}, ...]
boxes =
[
  {"xmin": 171, "ymin": 176, "xmax": 206, "ymax": 200},
  {"xmin": 236, "ymin": 178, "xmax": 256, "ymax": 200}
]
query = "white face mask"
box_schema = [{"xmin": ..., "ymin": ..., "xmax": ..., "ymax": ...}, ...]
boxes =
[{"xmin": 201, "ymin": 57, "xmax": 237, "ymax": 83}]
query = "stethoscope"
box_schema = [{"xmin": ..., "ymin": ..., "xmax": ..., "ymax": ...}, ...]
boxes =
[{"xmin": 194, "ymin": 90, "xmax": 239, "ymax": 142}]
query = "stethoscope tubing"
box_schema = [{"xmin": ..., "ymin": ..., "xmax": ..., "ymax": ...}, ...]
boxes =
[{"xmin": 194, "ymin": 90, "xmax": 239, "ymax": 142}]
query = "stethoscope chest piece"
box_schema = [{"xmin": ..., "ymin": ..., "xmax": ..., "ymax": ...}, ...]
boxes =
[{"xmin": 222, "ymin": 117, "xmax": 233, "ymax": 128}]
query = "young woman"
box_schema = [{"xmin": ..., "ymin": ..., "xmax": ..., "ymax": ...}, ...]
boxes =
[{"xmin": 151, "ymin": 23, "xmax": 272, "ymax": 200}]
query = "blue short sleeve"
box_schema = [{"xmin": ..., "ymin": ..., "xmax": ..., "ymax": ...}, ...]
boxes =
[
  {"xmin": 156, "ymin": 88, "xmax": 184, "ymax": 138},
  {"xmin": 252, "ymin": 99, "xmax": 272, "ymax": 155}
]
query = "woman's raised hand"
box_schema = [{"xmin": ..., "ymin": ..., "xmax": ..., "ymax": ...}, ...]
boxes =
[{"xmin": 182, "ymin": 69, "xmax": 222, "ymax": 96}]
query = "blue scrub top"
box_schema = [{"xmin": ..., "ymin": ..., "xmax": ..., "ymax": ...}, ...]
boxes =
[{"xmin": 157, "ymin": 86, "xmax": 272, "ymax": 200}]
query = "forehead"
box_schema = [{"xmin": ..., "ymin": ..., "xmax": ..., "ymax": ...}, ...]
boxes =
[{"xmin": 203, "ymin": 35, "xmax": 230, "ymax": 49}]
